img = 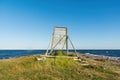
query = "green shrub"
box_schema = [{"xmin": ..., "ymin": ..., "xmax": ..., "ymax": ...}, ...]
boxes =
[
  {"xmin": 54, "ymin": 50, "xmax": 66, "ymax": 56},
  {"xmin": 68, "ymin": 53, "xmax": 76, "ymax": 57}
]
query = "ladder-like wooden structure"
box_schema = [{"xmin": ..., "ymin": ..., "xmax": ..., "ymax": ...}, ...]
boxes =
[{"xmin": 45, "ymin": 27, "xmax": 78, "ymax": 57}]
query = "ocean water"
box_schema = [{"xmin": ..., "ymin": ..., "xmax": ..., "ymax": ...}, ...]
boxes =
[
  {"xmin": 0, "ymin": 50, "xmax": 46, "ymax": 59},
  {"xmin": 0, "ymin": 50, "xmax": 120, "ymax": 59}
]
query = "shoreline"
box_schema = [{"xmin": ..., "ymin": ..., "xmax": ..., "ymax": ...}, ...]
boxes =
[
  {"xmin": 83, "ymin": 53, "xmax": 120, "ymax": 64},
  {"xmin": 0, "ymin": 52, "xmax": 120, "ymax": 64}
]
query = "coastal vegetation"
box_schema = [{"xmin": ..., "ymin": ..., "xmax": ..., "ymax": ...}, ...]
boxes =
[{"xmin": 0, "ymin": 54, "xmax": 120, "ymax": 80}]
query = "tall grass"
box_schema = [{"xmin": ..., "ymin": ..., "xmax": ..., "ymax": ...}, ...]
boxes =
[{"xmin": 0, "ymin": 55, "xmax": 120, "ymax": 80}]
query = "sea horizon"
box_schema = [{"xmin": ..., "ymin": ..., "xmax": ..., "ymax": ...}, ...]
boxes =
[{"xmin": 0, "ymin": 49, "xmax": 120, "ymax": 59}]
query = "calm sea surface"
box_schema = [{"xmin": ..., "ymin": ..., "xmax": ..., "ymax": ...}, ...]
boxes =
[{"xmin": 0, "ymin": 50, "xmax": 120, "ymax": 59}]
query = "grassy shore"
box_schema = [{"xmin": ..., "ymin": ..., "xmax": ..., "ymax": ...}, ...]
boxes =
[{"xmin": 0, "ymin": 54, "xmax": 120, "ymax": 80}]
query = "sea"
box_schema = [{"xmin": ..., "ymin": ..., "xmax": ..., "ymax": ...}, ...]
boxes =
[{"xmin": 0, "ymin": 50, "xmax": 120, "ymax": 59}]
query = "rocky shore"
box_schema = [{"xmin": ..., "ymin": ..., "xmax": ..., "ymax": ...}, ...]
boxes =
[{"xmin": 83, "ymin": 53, "xmax": 120, "ymax": 64}]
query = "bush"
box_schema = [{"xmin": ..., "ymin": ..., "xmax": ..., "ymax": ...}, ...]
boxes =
[
  {"xmin": 68, "ymin": 53, "xmax": 76, "ymax": 57},
  {"xmin": 54, "ymin": 50, "xmax": 66, "ymax": 56}
]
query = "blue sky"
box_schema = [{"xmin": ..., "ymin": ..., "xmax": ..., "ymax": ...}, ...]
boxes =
[{"xmin": 0, "ymin": 0, "xmax": 120, "ymax": 49}]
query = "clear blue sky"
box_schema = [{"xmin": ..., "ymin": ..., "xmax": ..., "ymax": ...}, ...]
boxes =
[{"xmin": 0, "ymin": 0, "xmax": 120, "ymax": 49}]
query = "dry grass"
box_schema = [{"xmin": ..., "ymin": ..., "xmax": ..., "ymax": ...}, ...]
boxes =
[{"xmin": 0, "ymin": 55, "xmax": 120, "ymax": 80}]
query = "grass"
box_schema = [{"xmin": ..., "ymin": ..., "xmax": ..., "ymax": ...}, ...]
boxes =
[{"xmin": 0, "ymin": 55, "xmax": 120, "ymax": 80}]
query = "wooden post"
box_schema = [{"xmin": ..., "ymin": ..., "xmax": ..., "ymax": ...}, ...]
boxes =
[{"xmin": 66, "ymin": 27, "xmax": 69, "ymax": 55}]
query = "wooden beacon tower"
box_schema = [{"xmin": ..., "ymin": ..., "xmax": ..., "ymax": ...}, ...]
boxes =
[{"xmin": 46, "ymin": 27, "xmax": 78, "ymax": 56}]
